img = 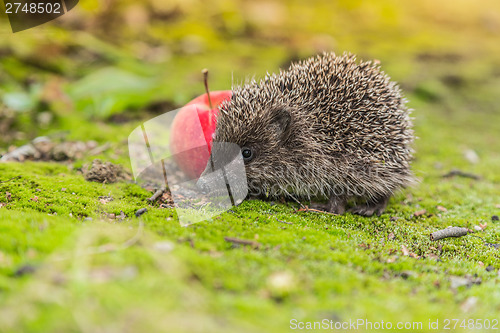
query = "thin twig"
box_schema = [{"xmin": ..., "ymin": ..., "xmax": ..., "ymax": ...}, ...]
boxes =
[
  {"xmin": 224, "ymin": 237, "xmax": 260, "ymax": 248},
  {"xmin": 297, "ymin": 206, "xmax": 338, "ymax": 216},
  {"xmin": 281, "ymin": 187, "xmax": 306, "ymax": 209},
  {"xmin": 430, "ymin": 227, "xmax": 469, "ymax": 241},
  {"xmin": 442, "ymin": 169, "xmax": 481, "ymax": 180},
  {"xmin": 0, "ymin": 175, "xmax": 21, "ymax": 184},
  {"xmin": 275, "ymin": 217, "xmax": 293, "ymax": 225},
  {"xmin": 88, "ymin": 143, "xmax": 111, "ymax": 156},
  {"xmin": 148, "ymin": 187, "xmax": 165, "ymax": 202},
  {"xmin": 469, "ymin": 234, "xmax": 500, "ymax": 249}
]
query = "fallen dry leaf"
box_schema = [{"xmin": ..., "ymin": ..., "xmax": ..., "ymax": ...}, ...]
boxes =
[
  {"xmin": 414, "ymin": 209, "xmax": 427, "ymax": 217},
  {"xmin": 401, "ymin": 244, "xmax": 410, "ymax": 256},
  {"xmin": 436, "ymin": 205, "xmax": 447, "ymax": 212},
  {"xmin": 388, "ymin": 232, "xmax": 395, "ymax": 240}
]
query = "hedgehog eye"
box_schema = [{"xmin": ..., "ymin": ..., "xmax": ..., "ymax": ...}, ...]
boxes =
[{"xmin": 241, "ymin": 147, "xmax": 253, "ymax": 162}]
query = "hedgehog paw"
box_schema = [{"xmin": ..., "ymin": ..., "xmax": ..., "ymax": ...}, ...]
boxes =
[
  {"xmin": 327, "ymin": 196, "xmax": 347, "ymax": 215},
  {"xmin": 350, "ymin": 197, "xmax": 389, "ymax": 217}
]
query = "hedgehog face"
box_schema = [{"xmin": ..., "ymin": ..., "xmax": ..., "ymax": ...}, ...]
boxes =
[{"xmin": 198, "ymin": 104, "xmax": 302, "ymax": 198}]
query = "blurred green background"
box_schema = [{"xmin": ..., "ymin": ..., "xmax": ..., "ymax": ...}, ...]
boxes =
[
  {"xmin": 1, "ymin": 1, "xmax": 500, "ymax": 332},
  {"xmin": 1, "ymin": 0, "xmax": 499, "ymax": 149}
]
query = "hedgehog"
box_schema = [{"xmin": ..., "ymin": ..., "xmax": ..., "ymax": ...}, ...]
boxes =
[{"xmin": 197, "ymin": 52, "xmax": 415, "ymax": 216}]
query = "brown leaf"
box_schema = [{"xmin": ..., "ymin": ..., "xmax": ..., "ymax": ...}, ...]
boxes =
[
  {"xmin": 31, "ymin": 196, "xmax": 38, "ymax": 202},
  {"xmin": 401, "ymin": 244, "xmax": 410, "ymax": 256},
  {"xmin": 388, "ymin": 232, "xmax": 395, "ymax": 240},
  {"xmin": 436, "ymin": 205, "xmax": 447, "ymax": 212},
  {"xmin": 414, "ymin": 209, "xmax": 427, "ymax": 217},
  {"xmin": 5, "ymin": 192, "xmax": 11, "ymax": 201}
]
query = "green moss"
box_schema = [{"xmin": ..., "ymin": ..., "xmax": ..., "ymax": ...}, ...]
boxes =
[{"xmin": 1, "ymin": 0, "xmax": 500, "ymax": 331}]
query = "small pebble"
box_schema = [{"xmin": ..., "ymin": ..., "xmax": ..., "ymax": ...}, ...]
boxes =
[
  {"xmin": 401, "ymin": 270, "xmax": 416, "ymax": 279},
  {"xmin": 14, "ymin": 264, "xmax": 37, "ymax": 277},
  {"xmin": 135, "ymin": 208, "xmax": 148, "ymax": 217},
  {"xmin": 486, "ymin": 265, "xmax": 495, "ymax": 272},
  {"xmin": 492, "ymin": 215, "xmax": 499, "ymax": 221},
  {"xmin": 474, "ymin": 225, "xmax": 482, "ymax": 231}
]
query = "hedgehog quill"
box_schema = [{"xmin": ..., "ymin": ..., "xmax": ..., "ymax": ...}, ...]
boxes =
[{"xmin": 197, "ymin": 52, "xmax": 415, "ymax": 216}]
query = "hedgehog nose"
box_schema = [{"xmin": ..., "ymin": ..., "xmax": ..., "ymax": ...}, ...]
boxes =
[{"xmin": 196, "ymin": 177, "xmax": 210, "ymax": 195}]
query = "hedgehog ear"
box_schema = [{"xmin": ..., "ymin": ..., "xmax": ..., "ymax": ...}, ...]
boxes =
[{"xmin": 269, "ymin": 107, "xmax": 292, "ymax": 142}]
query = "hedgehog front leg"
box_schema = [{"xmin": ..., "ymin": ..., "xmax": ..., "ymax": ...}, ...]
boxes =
[
  {"xmin": 349, "ymin": 196, "xmax": 390, "ymax": 217},
  {"xmin": 327, "ymin": 196, "xmax": 347, "ymax": 215}
]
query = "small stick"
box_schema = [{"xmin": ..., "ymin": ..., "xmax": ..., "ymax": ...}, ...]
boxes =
[
  {"xmin": 275, "ymin": 217, "xmax": 293, "ymax": 225},
  {"xmin": 282, "ymin": 188, "xmax": 307, "ymax": 209},
  {"xmin": 442, "ymin": 169, "xmax": 481, "ymax": 180},
  {"xmin": 430, "ymin": 227, "xmax": 469, "ymax": 241},
  {"xmin": 224, "ymin": 236, "xmax": 260, "ymax": 248},
  {"xmin": 297, "ymin": 206, "xmax": 338, "ymax": 216},
  {"xmin": 0, "ymin": 175, "xmax": 21, "ymax": 184},
  {"xmin": 148, "ymin": 187, "xmax": 165, "ymax": 202}
]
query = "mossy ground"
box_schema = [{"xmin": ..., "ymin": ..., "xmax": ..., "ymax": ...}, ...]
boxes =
[{"xmin": 1, "ymin": 0, "xmax": 500, "ymax": 332}]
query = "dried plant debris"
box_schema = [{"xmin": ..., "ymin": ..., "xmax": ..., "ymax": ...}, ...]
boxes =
[
  {"xmin": 224, "ymin": 237, "xmax": 261, "ymax": 248},
  {"xmin": 430, "ymin": 227, "xmax": 469, "ymax": 241},
  {"xmin": 148, "ymin": 187, "xmax": 165, "ymax": 202},
  {"xmin": 442, "ymin": 169, "xmax": 481, "ymax": 180},
  {"xmin": 413, "ymin": 209, "xmax": 427, "ymax": 217},
  {"xmin": 135, "ymin": 208, "xmax": 148, "ymax": 217},
  {"xmin": 0, "ymin": 136, "xmax": 110, "ymax": 162},
  {"xmin": 83, "ymin": 159, "xmax": 130, "ymax": 183}
]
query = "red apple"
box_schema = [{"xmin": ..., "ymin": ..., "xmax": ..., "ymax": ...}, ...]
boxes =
[{"xmin": 170, "ymin": 90, "xmax": 232, "ymax": 179}]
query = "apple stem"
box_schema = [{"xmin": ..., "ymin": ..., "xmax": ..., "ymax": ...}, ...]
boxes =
[{"xmin": 202, "ymin": 68, "xmax": 213, "ymax": 110}]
